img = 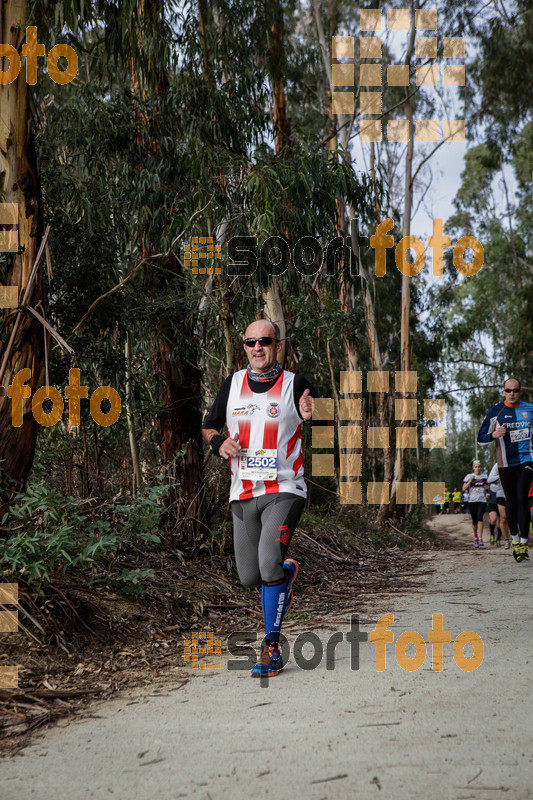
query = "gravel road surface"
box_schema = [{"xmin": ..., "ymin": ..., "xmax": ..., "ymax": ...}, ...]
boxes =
[{"xmin": 2, "ymin": 515, "xmax": 532, "ymax": 800}]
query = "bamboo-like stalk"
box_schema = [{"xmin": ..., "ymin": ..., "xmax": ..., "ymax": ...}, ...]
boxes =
[{"xmin": 125, "ymin": 331, "xmax": 142, "ymax": 496}]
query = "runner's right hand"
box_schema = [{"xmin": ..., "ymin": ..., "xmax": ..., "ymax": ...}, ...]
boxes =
[
  {"xmin": 492, "ymin": 424, "xmax": 506, "ymax": 439},
  {"xmin": 219, "ymin": 433, "xmax": 241, "ymax": 460}
]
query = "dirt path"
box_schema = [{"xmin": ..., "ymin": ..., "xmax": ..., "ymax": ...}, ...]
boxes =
[{"xmin": 2, "ymin": 513, "xmax": 532, "ymax": 800}]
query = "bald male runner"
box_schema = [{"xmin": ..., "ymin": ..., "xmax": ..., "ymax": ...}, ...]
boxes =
[{"xmin": 202, "ymin": 320, "xmax": 317, "ymax": 676}]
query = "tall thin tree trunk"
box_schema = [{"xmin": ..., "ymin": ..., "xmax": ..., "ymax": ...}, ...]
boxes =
[
  {"xmin": 264, "ymin": 0, "xmax": 291, "ymax": 368},
  {"xmin": 326, "ymin": 337, "xmax": 341, "ymax": 494},
  {"xmin": 391, "ymin": 4, "xmax": 417, "ymax": 508},
  {"xmin": 134, "ymin": 0, "xmax": 203, "ymax": 541},
  {"xmin": 315, "ymin": 0, "xmax": 360, "ymax": 385},
  {"xmin": 264, "ymin": 279, "xmax": 286, "ymax": 367},
  {"xmin": 400, "ymin": 98, "xmax": 414, "ymax": 374},
  {"xmin": 268, "ymin": 0, "xmax": 292, "ymax": 155},
  {"xmin": 153, "ymin": 297, "xmax": 202, "ymax": 539},
  {"xmin": 0, "ymin": 1, "xmax": 43, "ymax": 504},
  {"xmin": 125, "ymin": 331, "xmax": 142, "ymax": 496},
  {"xmin": 351, "ymin": 220, "xmax": 391, "ymax": 523}
]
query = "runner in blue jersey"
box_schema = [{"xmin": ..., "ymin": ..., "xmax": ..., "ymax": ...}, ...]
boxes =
[{"xmin": 478, "ymin": 378, "xmax": 533, "ymax": 562}]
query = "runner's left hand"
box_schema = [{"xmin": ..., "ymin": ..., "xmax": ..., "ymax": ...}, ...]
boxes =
[{"xmin": 299, "ymin": 388, "xmax": 313, "ymax": 420}]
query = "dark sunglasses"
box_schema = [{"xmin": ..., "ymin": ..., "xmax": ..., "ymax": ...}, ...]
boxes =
[
  {"xmin": 243, "ymin": 337, "xmax": 278, "ymax": 347},
  {"xmin": 504, "ymin": 388, "xmax": 520, "ymax": 393}
]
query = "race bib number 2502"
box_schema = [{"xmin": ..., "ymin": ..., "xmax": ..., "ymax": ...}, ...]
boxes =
[{"xmin": 239, "ymin": 449, "xmax": 277, "ymax": 481}]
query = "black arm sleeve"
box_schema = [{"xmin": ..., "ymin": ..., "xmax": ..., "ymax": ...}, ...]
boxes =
[{"xmin": 202, "ymin": 375, "xmax": 233, "ymax": 432}]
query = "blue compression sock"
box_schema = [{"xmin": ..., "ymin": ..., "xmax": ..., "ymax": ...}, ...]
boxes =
[{"xmin": 261, "ymin": 578, "xmax": 287, "ymax": 644}]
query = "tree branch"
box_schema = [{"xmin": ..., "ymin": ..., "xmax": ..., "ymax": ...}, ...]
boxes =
[
  {"xmin": 437, "ymin": 358, "xmax": 502, "ymax": 369},
  {"xmin": 436, "ymin": 384, "xmax": 503, "ymax": 395}
]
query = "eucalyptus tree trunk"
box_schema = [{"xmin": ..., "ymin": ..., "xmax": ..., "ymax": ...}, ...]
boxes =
[
  {"xmin": 262, "ymin": 0, "xmax": 291, "ymax": 370},
  {"xmin": 133, "ymin": 0, "xmax": 203, "ymax": 541},
  {"xmin": 125, "ymin": 331, "xmax": 142, "ymax": 496},
  {"xmin": 315, "ymin": 0, "xmax": 372, "ymax": 504},
  {"xmin": 264, "ymin": 278, "xmax": 286, "ymax": 367},
  {"xmin": 268, "ymin": 0, "xmax": 292, "ymax": 155},
  {"xmin": 351, "ymin": 221, "xmax": 391, "ymax": 523},
  {"xmin": 391, "ymin": 3, "xmax": 417, "ymax": 509},
  {"xmin": 0, "ymin": 1, "xmax": 43, "ymax": 502}
]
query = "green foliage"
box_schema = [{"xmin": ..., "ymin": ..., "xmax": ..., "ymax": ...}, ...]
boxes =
[
  {"xmin": 425, "ymin": 435, "xmax": 483, "ymax": 491},
  {"xmin": 111, "ymin": 484, "xmax": 169, "ymax": 542},
  {"xmin": 0, "ymin": 481, "xmax": 169, "ymax": 593},
  {"xmin": 470, "ymin": 3, "xmax": 533, "ymax": 129},
  {"xmin": 8, "ymin": 0, "xmax": 466, "ymax": 533}
]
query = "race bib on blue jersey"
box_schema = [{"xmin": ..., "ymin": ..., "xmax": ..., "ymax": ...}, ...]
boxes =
[{"xmin": 510, "ymin": 428, "xmax": 530, "ymax": 442}]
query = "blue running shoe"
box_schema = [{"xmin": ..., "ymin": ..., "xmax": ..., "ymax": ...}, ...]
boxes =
[
  {"xmin": 283, "ymin": 558, "xmax": 299, "ymax": 615},
  {"xmin": 251, "ymin": 643, "xmax": 283, "ymax": 677}
]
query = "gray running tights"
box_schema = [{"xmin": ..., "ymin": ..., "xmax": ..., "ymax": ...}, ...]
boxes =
[{"xmin": 231, "ymin": 493, "xmax": 306, "ymax": 587}]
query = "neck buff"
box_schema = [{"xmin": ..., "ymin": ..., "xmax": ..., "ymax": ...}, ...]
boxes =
[{"xmin": 247, "ymin": 362, "xmax": 282, "ymax": 384}]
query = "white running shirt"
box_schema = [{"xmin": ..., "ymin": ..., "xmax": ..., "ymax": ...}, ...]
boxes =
[
  {"xmin": 226, "ymin": 369, "xmax": 306, "ymax": 503},
  {"xmin": 463, "ymin": 472, "xmax": 488, "ymax": 503},
  {"xmin": 487, "ymin": 462, "xmax": 505, "ymax": 499}
]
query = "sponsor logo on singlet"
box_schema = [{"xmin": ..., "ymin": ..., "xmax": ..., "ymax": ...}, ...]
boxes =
[
  {"xmin": 267, "ymin": 402, "xmax": 280, "ymax": 418},
  {"xmin": 231, "ymin": 403, "xmax": 261, "ymax": 417}
]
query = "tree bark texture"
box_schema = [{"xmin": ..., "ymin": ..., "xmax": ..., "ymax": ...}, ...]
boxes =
[
  {"xmin": 133, "ymin": 0, "xmax": 203, "ymax": 541},
  {"xmin": 390, "ymin": 4, "xmax": 417, "ymax": 509},
  {"xmin": 0, "ymin": 1, "xmax": 43, "ymax": 501},
  {"xmin": 153, "ymin": 309, "xmax": 203, "ymax": 542},
  {"xmin": 268, "ymin": 0, "xmax": 292, "ymax": 155}
]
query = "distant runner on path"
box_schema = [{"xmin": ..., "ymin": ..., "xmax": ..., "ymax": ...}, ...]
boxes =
[
  {"xmin": 452, "ymin": 488, "xmax": 462, "ymax": 513},
  {"xmin": 478, "ymin": 378, "xmax": 533, "ymax": 563},
  {"xmin": 202, "ymin": 320, "xmax": 316, "ymax": 677},
  {"xmin": 433, "ymin": 491, "xmax": 443, "ymax": 515},
  {"xmin": 463, "ymin": 461, "xmax": 488, "ymax": 548},
  {"xmin": 487, "ymin": 462, "xmax": 510, "ymax": 549},
  {"xmin": 443, "ymin": 487, "xmax": 451, "ymax": 514}
]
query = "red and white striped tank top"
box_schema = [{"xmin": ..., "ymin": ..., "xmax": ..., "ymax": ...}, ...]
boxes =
[{"xmin": 226, "ymin": 369, "xmax": 306, "ymax": 503}]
